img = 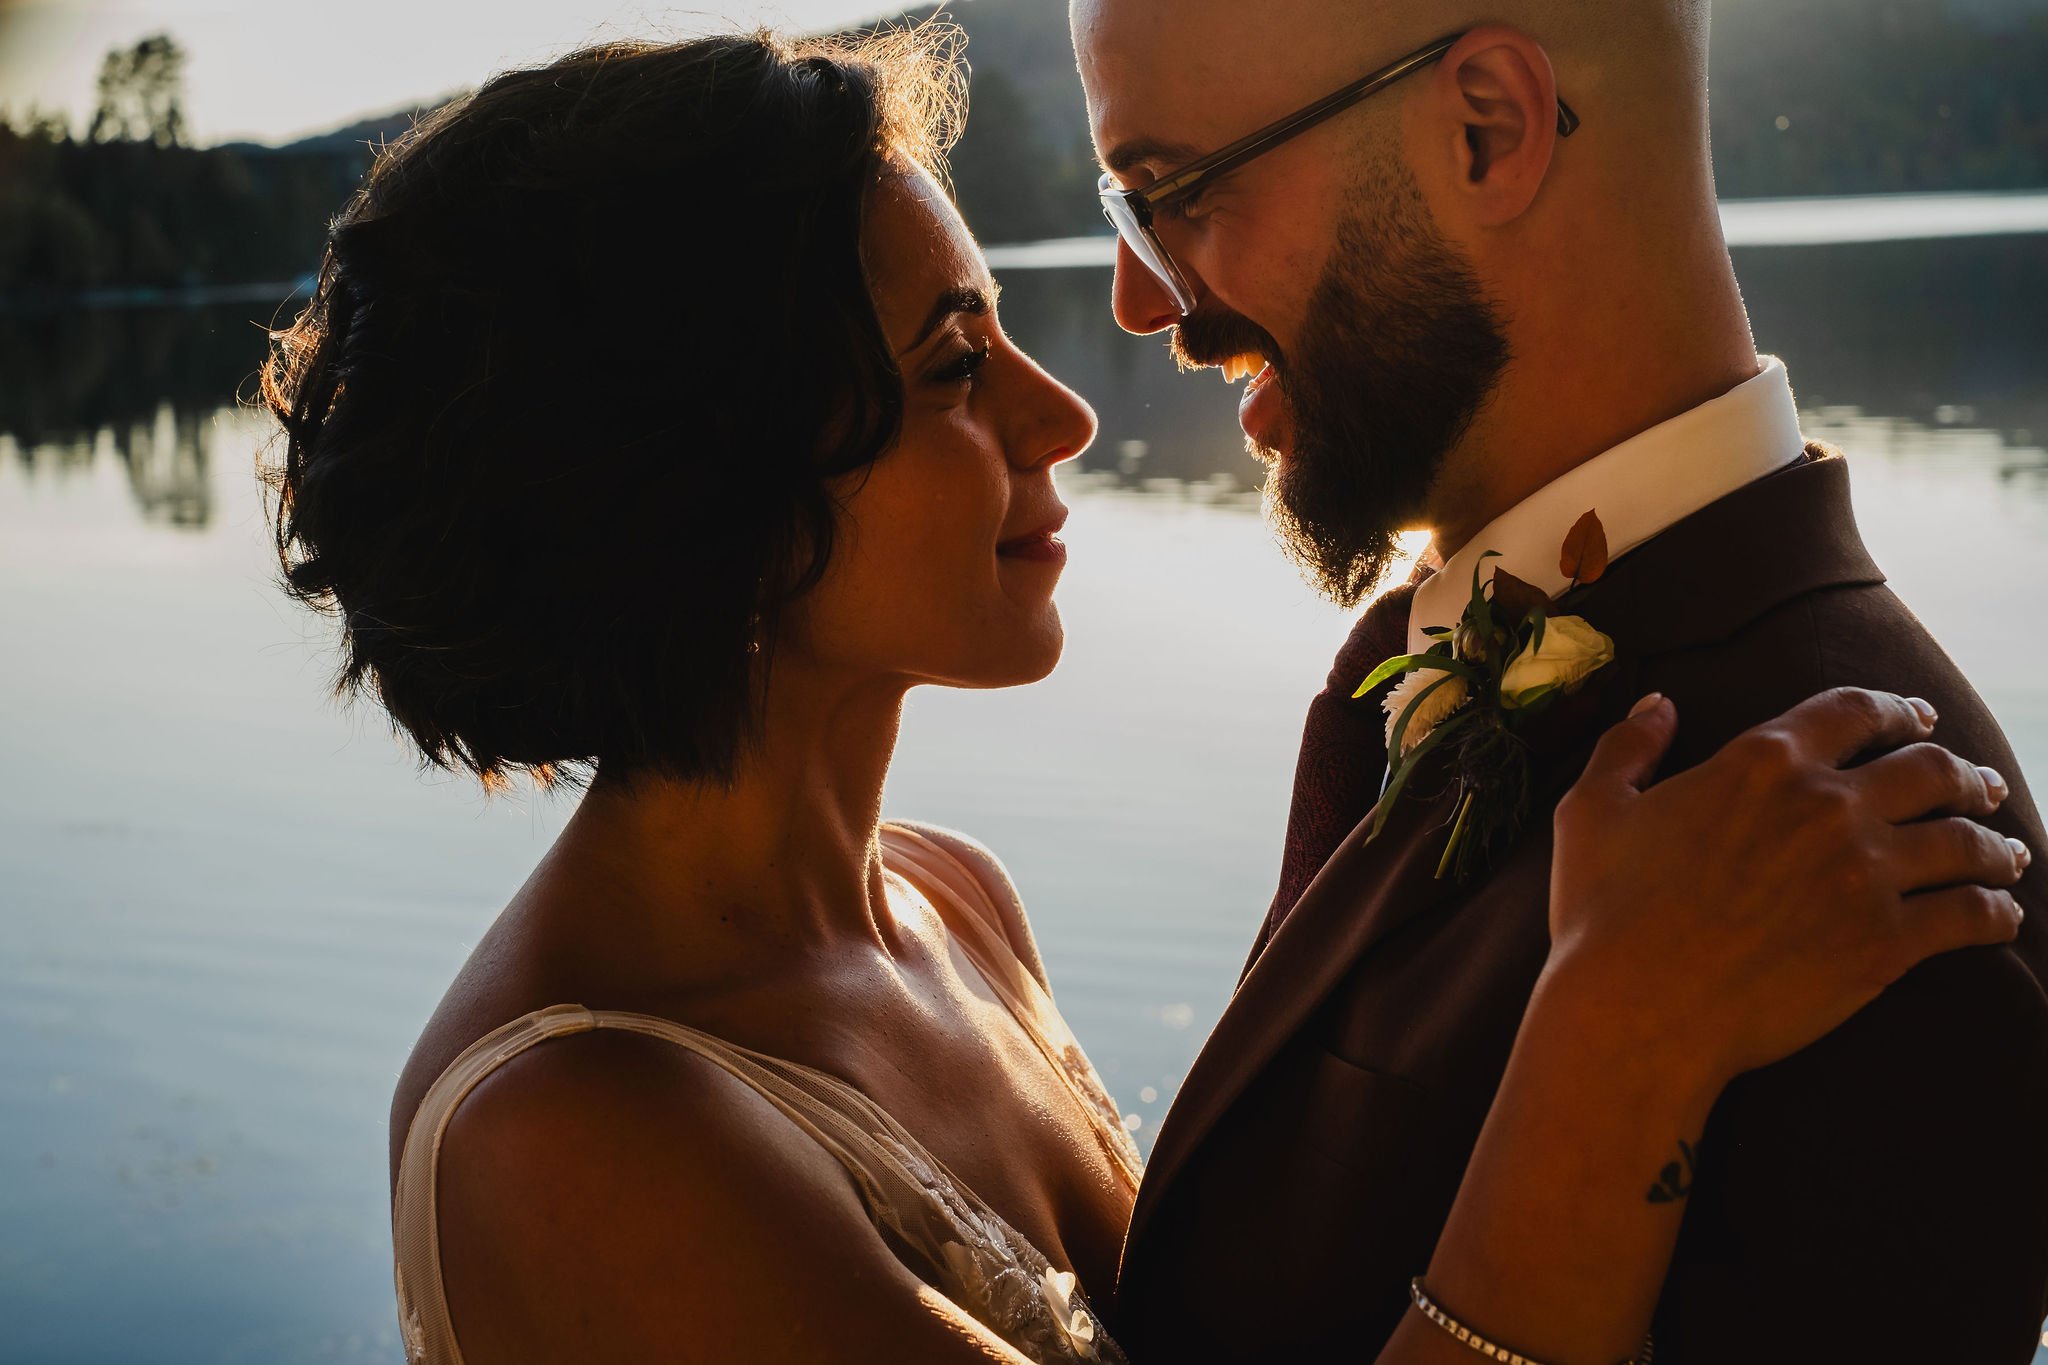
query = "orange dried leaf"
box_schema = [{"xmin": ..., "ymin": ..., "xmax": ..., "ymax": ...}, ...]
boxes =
[{"xmin": 1560, "ymin": 509, "xmax": 1609, "ymax": 586}]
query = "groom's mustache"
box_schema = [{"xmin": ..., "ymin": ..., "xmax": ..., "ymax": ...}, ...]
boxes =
[{"xmin": 1171, "ymin": 309, "xmax": 1286, "ymax": 375}]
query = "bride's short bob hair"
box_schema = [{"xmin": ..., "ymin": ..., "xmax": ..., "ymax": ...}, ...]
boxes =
[{"xmin": 261, "ymin": 26, "xmax": 964, "ymax": 793}]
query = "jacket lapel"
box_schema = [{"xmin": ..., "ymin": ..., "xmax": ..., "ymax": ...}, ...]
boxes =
[
  {"xmin": 1127, "ymin": 766, "xmax": 1466, "ymax": 1252},
  {"xmin": 1124, "ymin": 444, "xmax": 1887, "ymax": 1263}
]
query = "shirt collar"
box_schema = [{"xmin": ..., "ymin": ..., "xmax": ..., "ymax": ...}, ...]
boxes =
[{"xmin": 1405, "ymin": 356, "xmax": 1806, "ymax": 655}]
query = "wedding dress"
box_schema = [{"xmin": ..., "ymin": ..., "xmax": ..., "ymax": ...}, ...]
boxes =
[{"xmin": 390, "ymin": 823, "xmax": 1141, "ymax": 1364}]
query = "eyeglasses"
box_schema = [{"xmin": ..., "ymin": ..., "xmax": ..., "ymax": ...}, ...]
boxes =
[{"xmin": 1097, "ymin": 32, "xmax": 1582, "ymax": 316}]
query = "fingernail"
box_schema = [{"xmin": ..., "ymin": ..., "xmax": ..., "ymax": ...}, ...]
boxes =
[
  {"xmin": 2010, "ymin": 838, "xmax": 2031, "ymax": 870},
  {"xmin": 1628, "ymin": 692, "xmax": 1664, "ymax": 719},
  {"xmin": 1909, "ymin": 697, "xmax": 1938, "ymax": 726},
  {"xmin": 1982, "ymin": 766, "xmax": 2010, "ymax": 802}
]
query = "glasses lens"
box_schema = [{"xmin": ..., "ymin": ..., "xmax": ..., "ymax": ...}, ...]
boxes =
[{"xmin": 1099, "ymin": 190, "xmax": 1194, "ymax": 314}]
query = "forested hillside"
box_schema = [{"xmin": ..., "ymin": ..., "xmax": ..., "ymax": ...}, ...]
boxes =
[{"xmin": 2, "ymin": 0, "xmax": 2042, "ymax": 300}]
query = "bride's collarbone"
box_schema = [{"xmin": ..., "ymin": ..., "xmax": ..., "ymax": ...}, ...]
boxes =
[
  {"xmin": 419, "ymin": 903, "xmax": 1131, "ymax": 1281},
  {"xmin": 664, "ymin": 981, "xmax": 1133, "ymax": 1289}
]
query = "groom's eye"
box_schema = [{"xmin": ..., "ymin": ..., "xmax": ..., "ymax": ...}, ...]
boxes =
[{"xmin": 1161, "ymin": 184, "xmax": 1212, "ymax": 221}]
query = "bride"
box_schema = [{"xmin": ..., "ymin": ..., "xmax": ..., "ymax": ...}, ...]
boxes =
[{"xmin": 261, "ymin": 25, "xmax": 2025, "ymax": 1365}]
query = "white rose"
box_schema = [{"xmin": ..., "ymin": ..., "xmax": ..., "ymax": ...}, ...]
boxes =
[
  {"xmin": 1499, "ymin": 614, "xmax": 1615, "ymax": 709},
  {"xmin": 1382, "ymin": 668, "xmax": 1470, "ymax": 756}
]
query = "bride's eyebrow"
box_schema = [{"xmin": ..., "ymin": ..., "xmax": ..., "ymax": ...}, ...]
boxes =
[{"xmin": 901, "ymin": 282, "xmax": 1000, "ymax": 354}]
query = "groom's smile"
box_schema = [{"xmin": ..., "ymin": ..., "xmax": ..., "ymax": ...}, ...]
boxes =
[{"xmin": 1170, "ymin": 314, "xmax": 1293, "ymax": 454}]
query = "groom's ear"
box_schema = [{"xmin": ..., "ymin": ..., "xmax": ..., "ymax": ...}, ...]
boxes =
[{"xmin": 1420, "ymin": 25, "xmax": 1561, "ymax": 228}]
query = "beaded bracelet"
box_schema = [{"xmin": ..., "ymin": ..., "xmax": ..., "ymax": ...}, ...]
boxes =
[{"xmin": 1409, "ymin": 1278, "xmax": 1653, "ymax": 1365}]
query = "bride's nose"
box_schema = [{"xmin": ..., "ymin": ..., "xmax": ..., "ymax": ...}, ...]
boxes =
[{"xmin": 1008, "ymin": 350, "xmax": 1097, "ymax": 471}]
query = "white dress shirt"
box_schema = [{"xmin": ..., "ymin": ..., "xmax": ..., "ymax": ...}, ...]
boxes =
[{"xmin": 1405, "ymin": 357, "xmax": 1808, "ymax": 655}]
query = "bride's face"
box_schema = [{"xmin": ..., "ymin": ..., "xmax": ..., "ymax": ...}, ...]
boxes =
[{"xmin": 788, "ymin": 167, "xmax": 1097, "ymax": 692}]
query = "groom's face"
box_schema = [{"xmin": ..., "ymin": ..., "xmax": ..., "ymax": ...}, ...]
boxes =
[{"xmin": 1074, "ymin": 0, "xmax": 1509, "ymax": 607}]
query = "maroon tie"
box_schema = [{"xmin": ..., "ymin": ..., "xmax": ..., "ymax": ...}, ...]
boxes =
[{"xmin": 1246, "ymin": 568, "xmax": 1433, "ymax": 974}]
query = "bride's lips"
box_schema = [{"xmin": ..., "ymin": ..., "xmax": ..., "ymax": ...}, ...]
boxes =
[{"xmin": 997, "ymin": 509, "xmax": 1070, "ymax": 566}]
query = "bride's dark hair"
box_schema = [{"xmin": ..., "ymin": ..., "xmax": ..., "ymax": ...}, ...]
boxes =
[{"xmin": 260, "ymin": 25, "xmax": 963, "ymax": 793}]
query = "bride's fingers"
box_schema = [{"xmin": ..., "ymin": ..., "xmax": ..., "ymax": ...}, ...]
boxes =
[
  {"xmin": 1572, "ymin": 693, "xmax": 1679, "ymax": 800},
  {"xmin": 1856, "ymin": 742, "xmax": 2009, "ymax": 823},
  {"xmin": 1767, "ymin": 686, "xmax": 1938, "ymax": 767},
  {"xmin": 1894, "ymin": 883, "xmax": 2026, "ymax": 968},
  {"xmin": 1888, "ymin": 816, "xmax": 2031, "ymax": 894}
]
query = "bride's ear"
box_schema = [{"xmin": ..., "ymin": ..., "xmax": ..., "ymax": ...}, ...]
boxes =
[{"xmin": 1421, "ymin": 25, "xmax": 1562, "ymax": 227}]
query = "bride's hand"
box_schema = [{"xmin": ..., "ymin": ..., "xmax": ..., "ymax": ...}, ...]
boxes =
[{"xmin": 1546, "ymin": 687, "xmax": 2027, "ymax": 1085}]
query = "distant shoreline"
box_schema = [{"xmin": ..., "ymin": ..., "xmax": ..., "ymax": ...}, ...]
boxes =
[
  {"xmin": 985, "ymin": 189, "xmax": 2048, "ymax": 269},
  {"xmin": 4, "ymin": 189, "xmax": 2045, "ymax": 314}
]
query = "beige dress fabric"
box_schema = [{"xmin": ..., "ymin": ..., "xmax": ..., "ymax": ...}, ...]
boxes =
[{"xmin": 390, "ymin": 824, "xmax": 1142, "ymax": 1364}]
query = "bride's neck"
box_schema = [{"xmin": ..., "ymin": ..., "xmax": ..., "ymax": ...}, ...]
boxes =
[{"xmin": 548, "ymin": 671, "xmax": 913, "ymax": 959}]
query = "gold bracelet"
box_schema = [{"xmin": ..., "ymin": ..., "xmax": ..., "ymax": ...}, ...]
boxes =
[{"xmin": 1408, "ymin": 1278, "xmax": 1653, "ymax": 1365}]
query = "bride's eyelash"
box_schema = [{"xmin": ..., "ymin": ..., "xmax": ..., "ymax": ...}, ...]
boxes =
[{"xmin": 932, "ymin": 342, "xmax": 992, "ymax": 385}]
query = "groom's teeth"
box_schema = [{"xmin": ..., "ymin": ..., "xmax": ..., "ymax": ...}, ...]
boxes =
[{"xmin": 1219, "ymin": 354, "xmax": 1261, "ymax": 383}]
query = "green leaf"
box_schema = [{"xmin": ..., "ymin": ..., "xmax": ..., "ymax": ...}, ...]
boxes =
[
  {"xmin": 1366, "ymin": 709, "xmax": 1478, "ymax": 844},
  {"xmin": 1528, "ymin": 603, "xmax": 1548, "ymax": 655},
  {"xmin": 1351, "ymin": 651, "xmax": 1481, "ymax": 700},
  {"xmin": 1504, "ymin": 681, "xmax": 1563, "ymax": 711},
  {"xmin": 1466, "ymin": 550, "xmax": 1502, "ymax": 620}
]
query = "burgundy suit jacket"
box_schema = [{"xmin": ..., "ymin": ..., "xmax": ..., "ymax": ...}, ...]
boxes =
[{"xmin": 1111, "ymin": 448, "xmax": 2048, "ymax": 1363}]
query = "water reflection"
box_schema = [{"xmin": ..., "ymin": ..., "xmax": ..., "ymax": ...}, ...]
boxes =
[
  {"xmin": 992, "ymin": 233, "xmax": 2048, "ymax": 488},
  {"xmin": 4, "ymin": 235, "xmax": 2045, "ymax": 514},
  {"xmin": 4, "ymin": 230, "xmax": 2048, "ymax": 1363},
  {"xmin": 0, "ymin": 303, "xmax": 277, "ymax": 530},
  {"xmin": 4, "ymin": 402, "xmax": 217, "ymax": 528}
]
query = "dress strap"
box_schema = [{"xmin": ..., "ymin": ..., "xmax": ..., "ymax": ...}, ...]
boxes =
[
  {"xmin": 878, "ymin": 824, "xmax": 1047, "ymax": 1018},
  {"xmin": 392, "ymin": 1004, "xmax": 599, "ymax": 1365},
  {"xmin": 389, "ymin": 1004, "xmax": 1024, "ymax": 1365}
]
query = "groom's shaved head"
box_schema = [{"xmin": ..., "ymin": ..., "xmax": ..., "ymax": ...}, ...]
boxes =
[{"xmin": 1076, "ymin": 0, "xmax": 1713, "ymax": 185}]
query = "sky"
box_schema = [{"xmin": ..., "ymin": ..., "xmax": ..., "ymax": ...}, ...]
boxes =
[{"xmin": 0, "ymin": 0, "xmax": 903, "ymax": 144}]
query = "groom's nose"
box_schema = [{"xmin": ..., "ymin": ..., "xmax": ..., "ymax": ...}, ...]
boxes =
[{"xmin": 1111, "ymin": 238, "xmax": 1185, "ymax": 336}]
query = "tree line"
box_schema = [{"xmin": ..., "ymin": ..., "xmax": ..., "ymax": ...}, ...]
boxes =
[
  {"xmin": 0, "ymin": 34, "xmax": 373, "ymax": 304},
  {"xmin": 2, "ymin": 1, "xmax": 2046, "ymax": 306}
]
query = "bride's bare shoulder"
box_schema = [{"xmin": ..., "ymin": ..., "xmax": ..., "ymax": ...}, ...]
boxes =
[
  {"xmin": 424, "ymin": 1027, "xmax": 1003, "ymax": 1363},
  {"xmin": 887, "ymin": 820, "xmax": 1050, "ymax": 991}
]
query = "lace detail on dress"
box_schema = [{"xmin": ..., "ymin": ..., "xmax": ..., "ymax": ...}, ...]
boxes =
[
  {"xmin": 395, "ymin": 1263, "xmax": 427, "ymax": 1364},
  {"xmin": 870, "ymin": 1131, "xmax": 1126, "ymax": 1364},
  {"xmin": 1055, "ymin": 1038, "xmax": 1143, "ymax": 1174}
]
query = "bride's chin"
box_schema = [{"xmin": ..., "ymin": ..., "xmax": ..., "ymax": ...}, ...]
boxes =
[{"xmin": 970, "ymin": 617, "xmax": 1067, "ymax": 690}]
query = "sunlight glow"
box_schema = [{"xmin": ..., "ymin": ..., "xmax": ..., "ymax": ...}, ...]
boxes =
[{"xmin": 0, "ymin": 0, "xmax": 900, "ymax": 146}]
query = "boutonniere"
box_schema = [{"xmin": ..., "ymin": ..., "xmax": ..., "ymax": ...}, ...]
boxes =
[{"xmin": 1353, "ymin": 509, "xmax": 1618, "ymax": 882}]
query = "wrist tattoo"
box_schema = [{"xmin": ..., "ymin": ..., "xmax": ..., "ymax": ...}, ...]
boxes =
[{"xmin": 1646, "ymin": 1138, "xmax": 1699, "ymax": 1204}]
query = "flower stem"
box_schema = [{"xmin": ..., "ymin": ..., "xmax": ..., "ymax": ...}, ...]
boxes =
[{"xmin": 1436, "ymin": 788, "xmax": 1477, "ymax": 881}]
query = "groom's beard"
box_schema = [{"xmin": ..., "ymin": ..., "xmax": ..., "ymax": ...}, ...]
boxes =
[{"xmin": 1262, "ymin": 163, "xmax": 1511, "ymax": 609}]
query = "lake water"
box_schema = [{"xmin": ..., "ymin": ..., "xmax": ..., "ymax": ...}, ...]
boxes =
[{"xmin": 6, "ymin": 217, "xmax": 2048, "ymax": 1361}]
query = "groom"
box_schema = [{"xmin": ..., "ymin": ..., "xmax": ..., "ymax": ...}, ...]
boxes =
[{"xmin": 1074, "ymin": 1, "xmax": 2048, "ymax": 1360}]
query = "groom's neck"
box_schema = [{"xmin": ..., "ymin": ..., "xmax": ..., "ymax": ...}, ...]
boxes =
[{"xmin": 1422, "ymin": 222, "xmax": 1762, "ymax": 564}]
